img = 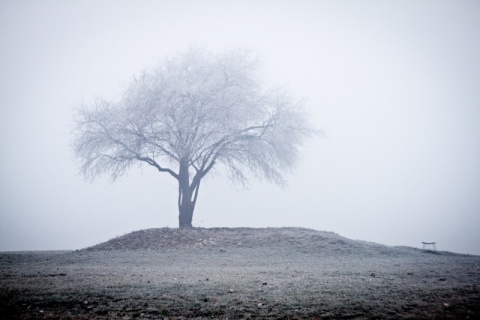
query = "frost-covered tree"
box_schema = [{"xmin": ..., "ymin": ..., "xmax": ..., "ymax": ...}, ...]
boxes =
[{"xmin": 72, "ymin": 49, "xmax": 313, "ymax": 228}]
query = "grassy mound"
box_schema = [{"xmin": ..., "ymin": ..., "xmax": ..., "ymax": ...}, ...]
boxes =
[{"xmin": 84, "ymin": 227, "xmax": 414, "ymax": 256}]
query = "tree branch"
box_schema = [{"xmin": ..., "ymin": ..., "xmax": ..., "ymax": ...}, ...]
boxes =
[{"xmin": 98, "ymin": 119, "xmax": 179, "ymax": 180}]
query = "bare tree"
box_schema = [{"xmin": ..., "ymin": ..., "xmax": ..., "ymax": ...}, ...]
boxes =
[{"xmin": 72, "ymin": 48, "xmax": 314, "ymax": 228}]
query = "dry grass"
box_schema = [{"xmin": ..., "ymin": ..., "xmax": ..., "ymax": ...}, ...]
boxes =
[{"xmin": 1, "ymin": 227, "xmax": 479, "ymax": 319}]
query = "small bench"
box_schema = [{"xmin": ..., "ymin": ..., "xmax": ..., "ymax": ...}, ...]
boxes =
[{"xmin": 422, "ymin": 241, "xmax": 437, "ymax": 252}]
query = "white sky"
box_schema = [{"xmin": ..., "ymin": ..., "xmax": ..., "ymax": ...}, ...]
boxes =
[{"xmin": 1, "ymin": 0, "xmax": 479, "ymax": 254}]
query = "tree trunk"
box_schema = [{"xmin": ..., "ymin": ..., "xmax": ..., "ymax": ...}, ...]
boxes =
[
  {"xmin": 177, "ymin": 159, "xmax": 197, "ymax": 228},
  {"xmin": 179, "ymin": 200, "xmax": 194, "ymax": 228}
]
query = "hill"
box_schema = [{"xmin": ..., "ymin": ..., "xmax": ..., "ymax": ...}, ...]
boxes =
[{"xmin": 84, "ymin": 227, "xmax": 414, "ymax": 256}]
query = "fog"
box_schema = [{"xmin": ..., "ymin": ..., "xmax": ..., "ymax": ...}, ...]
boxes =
[{"xmin": 1, "ymin": 0, "xmax": 479, "ymax": 255}]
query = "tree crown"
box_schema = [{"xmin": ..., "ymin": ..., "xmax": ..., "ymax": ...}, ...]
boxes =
[{"xmin": 72, "ymin": 48, "xmax": 314, "ymax": 186}]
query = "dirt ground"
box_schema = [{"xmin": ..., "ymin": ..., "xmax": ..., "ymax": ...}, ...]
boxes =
[{"xmin": 1, "ymin": 227, "xmax": 479, "ymax": 319}]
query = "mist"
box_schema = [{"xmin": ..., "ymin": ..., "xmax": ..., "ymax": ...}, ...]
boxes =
[{"xmin": 1, "ymin": 0, "xmax": 479, "ymax": 255}]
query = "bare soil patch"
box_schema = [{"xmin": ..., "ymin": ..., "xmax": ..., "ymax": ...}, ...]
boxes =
[{"xmin": 1, "ymin": 227, "xmax": 479, "ymax": 319}]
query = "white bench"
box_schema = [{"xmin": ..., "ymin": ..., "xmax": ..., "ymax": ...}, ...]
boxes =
[{"xmin": 422, "ymin": 241, "xmax": 437, "ymax": 252}]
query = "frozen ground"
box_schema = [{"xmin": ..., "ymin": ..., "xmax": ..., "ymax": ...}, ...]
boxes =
[{"xmin": 1, "ymin": 227, "xmax": 479, "ymax": 319}]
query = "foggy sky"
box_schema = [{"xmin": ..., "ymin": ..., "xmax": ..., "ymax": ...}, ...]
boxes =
[{"xmin": 1, "ymin": 0, "xmax": 479, "ymax": 254}]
